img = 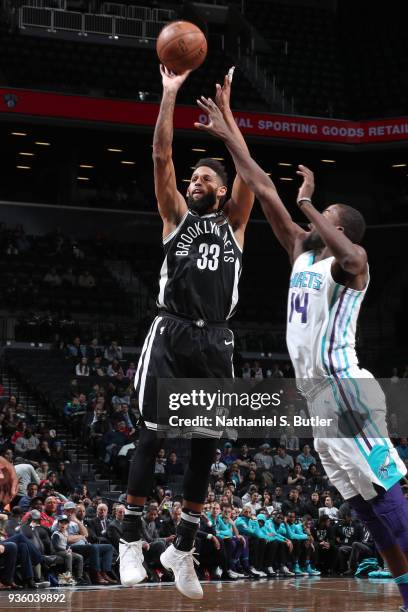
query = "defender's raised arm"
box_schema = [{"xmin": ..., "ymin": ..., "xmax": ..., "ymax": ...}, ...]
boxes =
[{"xmin": 195, "ymin": 97, "xmax": 306, "ymax": 260}]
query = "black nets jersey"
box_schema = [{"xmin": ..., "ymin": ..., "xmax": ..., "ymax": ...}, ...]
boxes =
[{"xmin": 156, "ymin": 210, "xmax": 243, "ymax": 321}]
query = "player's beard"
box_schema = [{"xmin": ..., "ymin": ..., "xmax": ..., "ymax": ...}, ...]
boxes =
[
  {"xmin": 303, "ymin": 230, "xmax": 325, "ymax": 251},
  {"xmin": 187, "ymin": 190, "xmax": 218, "ymax": 216}
]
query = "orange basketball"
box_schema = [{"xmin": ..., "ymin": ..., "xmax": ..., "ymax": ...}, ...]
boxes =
[{"xmin": 156, "ymin": 21, "xmax": 207, "ymax": 74}]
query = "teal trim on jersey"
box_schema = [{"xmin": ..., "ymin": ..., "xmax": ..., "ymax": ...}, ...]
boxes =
[
  {"xmin": 365, "ymin": 443, "xmax": 404, "ymax": 490},
  {"xmin": 308, "ymin": 252, "xmax": 315, "ymax": 265},
  {"xmin": 320, "ymin": 283, "xmax": 341, "ymax": 375},
  {"xmin": 394, "ymin": 572, "xmax": 408, "ymax": 585},
  {"xmin": 343, "ymin": 374, "xmax": 385, "ymax": 442},
  {"xmin": 339, "ymin": 292, "xmax": 361, "ymax": 371},
  {"xmin": 327, "ymin": 376, "xmax": 368, "ymax": 458}
]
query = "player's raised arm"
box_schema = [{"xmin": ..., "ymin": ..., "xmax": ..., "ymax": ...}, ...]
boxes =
[
  {"xmin": 295, "ymin": 165, "xmax": 368, "ymax": 281},
  {"xmin": 195, "ymin": 97, "xmax": 306, "ymax": 260},
  {"xmin": 212, "ymin": 68, "xmax": 254, "ymax": 245},
  {"xmin": 152, "ymin": 65, "xmax": 189, "ymax": 238}
]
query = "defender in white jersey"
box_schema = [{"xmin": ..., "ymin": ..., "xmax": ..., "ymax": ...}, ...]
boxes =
[{"xmin": 196, "ymin": 98, "xmax": 408, "ymax": 611}]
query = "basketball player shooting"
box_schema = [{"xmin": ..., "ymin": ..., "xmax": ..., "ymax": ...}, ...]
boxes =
[
  {"xmin": 196, "ymin": 97, "xmax": 408, "ymax": 612},
  {"xmin": 119, "ymin": 67, "xmax": 254, "ymax": 599}
]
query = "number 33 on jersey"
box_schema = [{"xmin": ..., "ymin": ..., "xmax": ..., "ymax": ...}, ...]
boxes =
[{"xmin": 157, "ymin": 210, "xmax": 243, "ymax": 321}]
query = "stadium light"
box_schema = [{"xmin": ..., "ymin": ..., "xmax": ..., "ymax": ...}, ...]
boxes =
[
  {"xmin": 121, "ymin": 161, "xmax": 136, "ymax": 165},
  {"xmin": 278, "ymin": 162, "xmax": 292, "ymax": 166},
  {"xmin": 321, "ymin": 159, "xmax": 336, "ymax": 163},
  {"xmin": 11, "ymin": 132, "xmax": 27, "ymax": 136},
  {"xmin": 392, "ymin": 163, "xmax": 406, "ymax": 168},
  {"xmin": 107, "ymin": 148, "xmax": 123, "ymax": 152}
]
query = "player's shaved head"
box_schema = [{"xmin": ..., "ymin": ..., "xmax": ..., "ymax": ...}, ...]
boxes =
[{"xmin": 326, "ymin": 203, "xmax": 366, "ymax": 244}]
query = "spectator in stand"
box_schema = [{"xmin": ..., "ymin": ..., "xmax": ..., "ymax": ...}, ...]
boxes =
[
  {"xmin": 305, "ymin": 463, "xmax": 327, "ymax": 490},
  {"xmin": 210, "ymin": 450, "xmax": 227, "ymax": 481},
  {"xmin": 279, "ymin": 425, "xmax": 300, "ymax": 452},
  {"xmin": 396, "ymin": 438, "xmax": 408, "ymax": 462},
  {"xmin": 17, "ymin": 482, "xmax": 39, "ymax": 513},
  {"xmin": 281, "ymin": 489, "xmax": 305, "ymax": 516},
  {"xmin": 104, "ymin": 341, "xmax": 122, "ymax": 362},
  {"xmin": 159, "ymin": 504, "xmax": 181, "ymax": 542},
  {"xmin": 288, "ymin": 463, "xmax": 307, "ymax": 486},
  {"xmin": 140, "ymin": 505, "xmax": 167, "ymax": 570},
  {"xmin": 106, "ymin": 504, "xmax": 125, "ymax": 552},
  {"xmin": 22, "ymin": 496, "xmax": 56, "ymax": 529},
  {"xmin": 221, "ymin": 443, "xmax": 237, "ymax": 467},
  {"xmin": 86, "ymin": 503, "xmax": 111, "ymax": 544},
  {"xmin": 102, "ymin": 420, "xmax": 128, "ymax": 466},
  {"xmin": 78, "ymin": 270, "xmax": 96, "ymax": 289},
  {"xmin": 165, "ymin": 451, "xmax": 184, "ymax": 477},
  {"xmin": 14, "ymin": 428, "xmax": 39, "ymax": 456},
  {"xmin": 346, "ymin": 525, "xmax": 376, "ymax": 575},
  {"xmin": 43, "ymin": 268, "xmax": 62, "ymax": 288},
  {"xmin": 14, "ymin": 461, "xmax": 40, "ymax": 503},
  {"xmin": 304, "ymin": 492, "xmax": 321, "ymax": 520},
  {"xmin": 90, "ymin": 357, "xmax": 106, "ymax": 377},
  {"xmin": 4, "ymin": 507, "xmax": 23, "ymax": 536},
  {"xmin": 296, "ymin": 444, "xmax": 316, "ymax": 472},
  {"xmin": 236, "ymin": 443, "xmax": 253, "ymax": 471},
  {"xmin": 87, "ymin": 338, "xmax": 103, "ymax": 361},
  {"xmin": 107, "ymin": 359, "xmax": 124, "ymax": 378},
  {"xmin": 67, "ymin": 337, "xmax": 87, "ymax": 359},
  {"xmin": 61, "ymin": 267, "xmax": 76, "ymax": 287},
  {"xmin": 273, "ymin": 445, "xmax": 294, "ymax": 471},
  {"xmin": 312, "ymin": 515, "xmax": 337, "ymax": 575},
  {"xmin": 125, "ymin": 362, "xmax": 136, "ymax": 381},
  {"xmin": 239, "ymin": 475, "xmax": 260, "ymax": 500},
  {"xmin": 253, "ymin": 362, "xmax": 263, "ymax": 380},
  {"xmin": 226, "ymin": 463, "xmax": 243, "ymax": 488},
  {"xmin": 75, "ymin": 357, "xmax": 90, "ymax": 377},
  {"xmin": 51, "ymin": 515, "xmax": 86, "ymax": 586},
  {"xmin": 270, "ymin": 363, "xmax": 284, "ymax": 378},
  {"xmin": 53, "ymin": 501, "xmax": 116, "ymax": 585},
  {"xmin": 246, "ymin": 491, "xmax": 262, "ymax": 515},
  {"xmin": 254, "ymin": 443, "xmax": 274, "ymax": 471},
  {"xmin": 319, "ymin": 496, "xmax": 339, "ymax": 520},
  {"xmin": 10, "ymin": 421, "xmax": 26, "ymax": 446},
  {"xmin": 335, "ymin": 513, "xmax": 363, "ymax": 574}
]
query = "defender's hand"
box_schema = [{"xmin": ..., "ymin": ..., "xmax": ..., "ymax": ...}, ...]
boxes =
[
  {"xmin": 160, "ymin": 64, "xmax": 191, "ymax": 92},
  {"xmin": 215, "ymin": 67, "xmax": 234, "ymax": 114},
  {"xmin": 195, "ymin": 97, "xmax": 230, "ymax": 140},
  {"xmin": 296, "ymin": 165, "xmax": 315, "ymax": 202}
]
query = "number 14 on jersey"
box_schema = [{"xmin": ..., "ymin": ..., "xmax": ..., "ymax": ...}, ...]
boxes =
[{"xmin": 289, "ymin": 292, "xmax": 309, "ymax": 323}]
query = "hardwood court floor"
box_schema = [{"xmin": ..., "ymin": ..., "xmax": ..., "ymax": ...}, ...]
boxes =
[{"xmin": 0, "ymin": 578, "xmax": 401, "ymax": 612}]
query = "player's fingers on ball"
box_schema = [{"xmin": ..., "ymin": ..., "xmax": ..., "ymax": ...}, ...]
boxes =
[
  {"xmin": 194, "ymin": 122, "xmax": 207, "ymax": 130},
  {"xmin": 197, "ymin": 100, "xmax": 209, "ymax": 111}
]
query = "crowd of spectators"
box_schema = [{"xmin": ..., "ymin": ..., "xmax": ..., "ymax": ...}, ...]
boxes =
[
  {"xmin": 2, "ymin": 361, "xmax": 407, "ymax": 589},
  {"xmin": 0, "ymin": 435, "xmax": 396, "ymax": 588}
]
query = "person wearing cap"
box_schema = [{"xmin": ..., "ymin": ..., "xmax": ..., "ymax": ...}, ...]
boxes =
[
  {"xmin": 210, "ymin": 450, "xmax": 227, "ymax": 481},
  {"xmin": 51, "ymin": 502, "xmax": 116, "ymax": 585},
  {"xmin": 51, "ymin": 515, "xmax": 86, "ymax": 586},
  {"xmin": 21, "ymin": 497, "xmax": 55, "ymax": 529}
]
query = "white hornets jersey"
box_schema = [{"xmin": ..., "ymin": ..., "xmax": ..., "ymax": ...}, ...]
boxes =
[{"xmin": 286, "ymin": 250, "xmax": 369, "ymax": 383}]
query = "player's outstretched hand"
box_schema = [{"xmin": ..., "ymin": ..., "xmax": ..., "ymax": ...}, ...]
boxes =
[
  {"xmin": 215, "ymin": 66, "xmax": 235, "ymax": 114},
  {"xmin": 195, "ymin": 96, "xmax": 230, "ymax": 140},
  {"xmin": 0, "ymin": 456, "xmax": 18, "ymax": 506},
  {"xmin": 160, "ymin": 64, "xmax": 191, "ymax": 92},
  {"xmin": 296, "ymin": 164, "xmax": 315, "ymax": 201}
]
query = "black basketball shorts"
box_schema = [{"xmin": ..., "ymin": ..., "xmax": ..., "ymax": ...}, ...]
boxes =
[{"xmin": 134, "ymin": 312, "xmax": 235, "ymax": 430}]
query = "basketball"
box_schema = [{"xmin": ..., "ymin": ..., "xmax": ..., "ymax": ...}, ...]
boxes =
[{"xmin": 156, "ymin": 21, "xmax": 207, "ymax": 74}]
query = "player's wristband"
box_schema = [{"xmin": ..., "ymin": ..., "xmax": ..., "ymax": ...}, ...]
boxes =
[{"xmin": 297, "ymin": 197, "xmax": 312, "ymax": 208}]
